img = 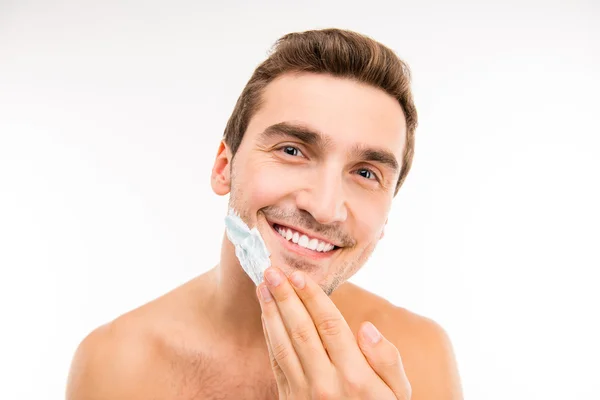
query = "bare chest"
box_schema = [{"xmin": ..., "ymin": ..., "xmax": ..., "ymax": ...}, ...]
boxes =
[
  {"xmin": 179, "ymin": 369, "xmax": 278, "ymax": 400},
  {"xmin": 166, "ymin": 348, "xmax": 279, "ymax": 400}
]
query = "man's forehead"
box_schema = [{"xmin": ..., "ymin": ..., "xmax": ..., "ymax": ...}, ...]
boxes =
[{"xmin": 248, "ymin": 73, "xmax": 407, "ymax": 158}]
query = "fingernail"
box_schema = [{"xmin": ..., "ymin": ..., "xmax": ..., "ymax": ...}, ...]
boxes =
[
  {"xmin": 362, "ymin": 322, "xmax": 382, "ymax": 344},
  {"xmin": 259, "ymin": 285, "xmax": 273, "ymax": 302},
  {"xmin": 265, "ymin": 268, "xmax": 283, "ymax": 287},
  {"xmin": 289, "ymin": 271, "xmax": 305, "ymax": 289}
]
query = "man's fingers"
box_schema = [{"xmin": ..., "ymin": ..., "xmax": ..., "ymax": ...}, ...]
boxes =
[
  {"xmin": 261, "ymin": 315, "xmax": 287, "ymax": 386},
  {"xmin": 357, "ymin": 321, "xmax": 412, "ymax": 400},
  {"xmin": 262, "ymin": 267, "xmax": 332, "ymax": 381},
  {"xmin": 287, "ymin": 269, "xmax": 366, "ymax": 368},
  {"xmin": 257, "ymin": 283, "xmax": 305, "ymax": 389}
]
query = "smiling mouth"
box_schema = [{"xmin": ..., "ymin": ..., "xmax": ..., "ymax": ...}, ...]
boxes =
[{"xmin": 271, "ymin": 223, "xmax": 339, "ymax": 253}]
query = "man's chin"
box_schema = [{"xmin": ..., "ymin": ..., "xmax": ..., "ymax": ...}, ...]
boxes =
[{"xmin": 266, "ymin": 253, "xmax": 335, "ymax": 291}]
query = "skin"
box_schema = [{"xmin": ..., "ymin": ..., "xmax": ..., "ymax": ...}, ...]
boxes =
[
  {"xmin": 66, "ymin": 72, "xmax": 463, "ymax": 399},
  {"xmin": 258, "ymin": 266, "xmax": 412, "ymax": 399}
]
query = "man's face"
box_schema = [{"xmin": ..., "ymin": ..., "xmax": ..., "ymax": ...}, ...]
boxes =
[{"xmin": 218, "ymin": 73, "xmax": 406, "ymax": 295}]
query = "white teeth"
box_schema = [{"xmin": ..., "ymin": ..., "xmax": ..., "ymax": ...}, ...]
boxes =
[
  {"xmin": 298, "ymin": 235, "xmax": 309, "ymax": 248},
  {"xmin": 274, "ymin": 225, "xmax": 335, "ymax": 252}
]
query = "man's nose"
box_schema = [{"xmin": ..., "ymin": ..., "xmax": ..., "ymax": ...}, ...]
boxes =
[{"xmin": 295, "ymin": 170, "xmax": 348, "ymax": 225}]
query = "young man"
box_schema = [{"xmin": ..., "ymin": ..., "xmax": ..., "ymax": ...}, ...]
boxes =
[{"xmin": 67, "ymin": 29, "xmax": 463, "ymax": 399}]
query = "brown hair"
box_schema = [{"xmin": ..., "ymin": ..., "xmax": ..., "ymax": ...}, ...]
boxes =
[{"xmin": 223, "ymin": 28, "xmax": 418, "ymax": 194}]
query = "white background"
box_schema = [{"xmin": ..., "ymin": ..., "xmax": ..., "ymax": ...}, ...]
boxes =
[{"xmin": 1, "ymin": 1, "xmax": 599, "ymax": 399}]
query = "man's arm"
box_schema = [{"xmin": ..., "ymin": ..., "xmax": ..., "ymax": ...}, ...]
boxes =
[{"xmin": 66, "ymin": 321, "xmax": 160, "ymax": 400}]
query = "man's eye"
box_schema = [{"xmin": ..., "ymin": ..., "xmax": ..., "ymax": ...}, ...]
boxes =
[
  {"xmin": 356, "ymin": 168, "xmax": 378, "ymax": 181},
  {"xmin": 280, "ymin": 146, "xmax": 303, "ymax": 157}
]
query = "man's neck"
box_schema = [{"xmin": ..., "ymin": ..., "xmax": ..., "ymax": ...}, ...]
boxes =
[{"xmin": 206, "ymin": 232, "xmax": 266, "ymax": 348}]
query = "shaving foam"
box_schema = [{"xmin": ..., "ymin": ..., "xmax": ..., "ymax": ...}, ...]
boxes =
[{"xmin": 224, "ymin": 208, "xmax": 271, "ymax": 285}]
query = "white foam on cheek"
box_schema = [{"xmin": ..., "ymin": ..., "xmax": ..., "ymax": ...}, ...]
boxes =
[{"xmin": 224, "ymin": 208, "xmax": 271, "ymax": 286}]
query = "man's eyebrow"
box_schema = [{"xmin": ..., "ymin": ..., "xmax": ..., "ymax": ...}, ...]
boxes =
[
  {"xmin": 259, "ymin": 122, "xmax": 327, "ymax": 148},
  {"xmin": 260, "ymin": 121, "xmax": 400, "ymax": 173},
  {"xmin": 352, "ymin": 145, "xmax": 400, "ymax": 173}
]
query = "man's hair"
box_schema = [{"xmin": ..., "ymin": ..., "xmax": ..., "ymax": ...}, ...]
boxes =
[{"xmin": 223, "ymin": 28, "xmax": 418, "ymax": 194}]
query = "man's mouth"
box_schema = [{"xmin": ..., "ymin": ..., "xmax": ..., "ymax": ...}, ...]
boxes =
[{"xmin": 271, "ymin": 223, "xmax": 339, "ymax": 254}]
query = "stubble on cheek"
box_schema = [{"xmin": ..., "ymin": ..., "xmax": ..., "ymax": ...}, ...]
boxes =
[{"xmin": 324, "ymin": 240, "xmax": 379, "ymax": 296}]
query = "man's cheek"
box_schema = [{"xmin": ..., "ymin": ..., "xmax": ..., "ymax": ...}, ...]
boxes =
[
  {"xmin": 356, "ymin": 206, "xmax": 388, "ymax": 243},
  {"xmin": 248, "ymin": 166, "xmax": 302, "ymax": 204}
]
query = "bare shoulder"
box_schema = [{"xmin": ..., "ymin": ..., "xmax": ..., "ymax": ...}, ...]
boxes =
[
  {"xmin": 334, "ymin": 282, "xmax": 464, "ymax": 399},
  {"xmin": 66, "ymin": 276, "xmax": 209, "ymax": 400},
  {"xmin": 66, "ymin": 314, "xmax": 169, "ymax": 400}
]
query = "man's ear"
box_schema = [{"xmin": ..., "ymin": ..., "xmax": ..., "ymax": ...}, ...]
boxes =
[
  {"xmin": 380, "ymin": 218, "xmax": 388, "ymax": 239},
  {"xmin": 211, "ymin": 141, "xmax": 233, "ymax": 196}
]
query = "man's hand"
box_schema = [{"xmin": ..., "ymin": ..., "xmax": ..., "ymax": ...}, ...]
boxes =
[{"xmin": 257, "ymin": 266, "xmax": 412, "ymax": 400}]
